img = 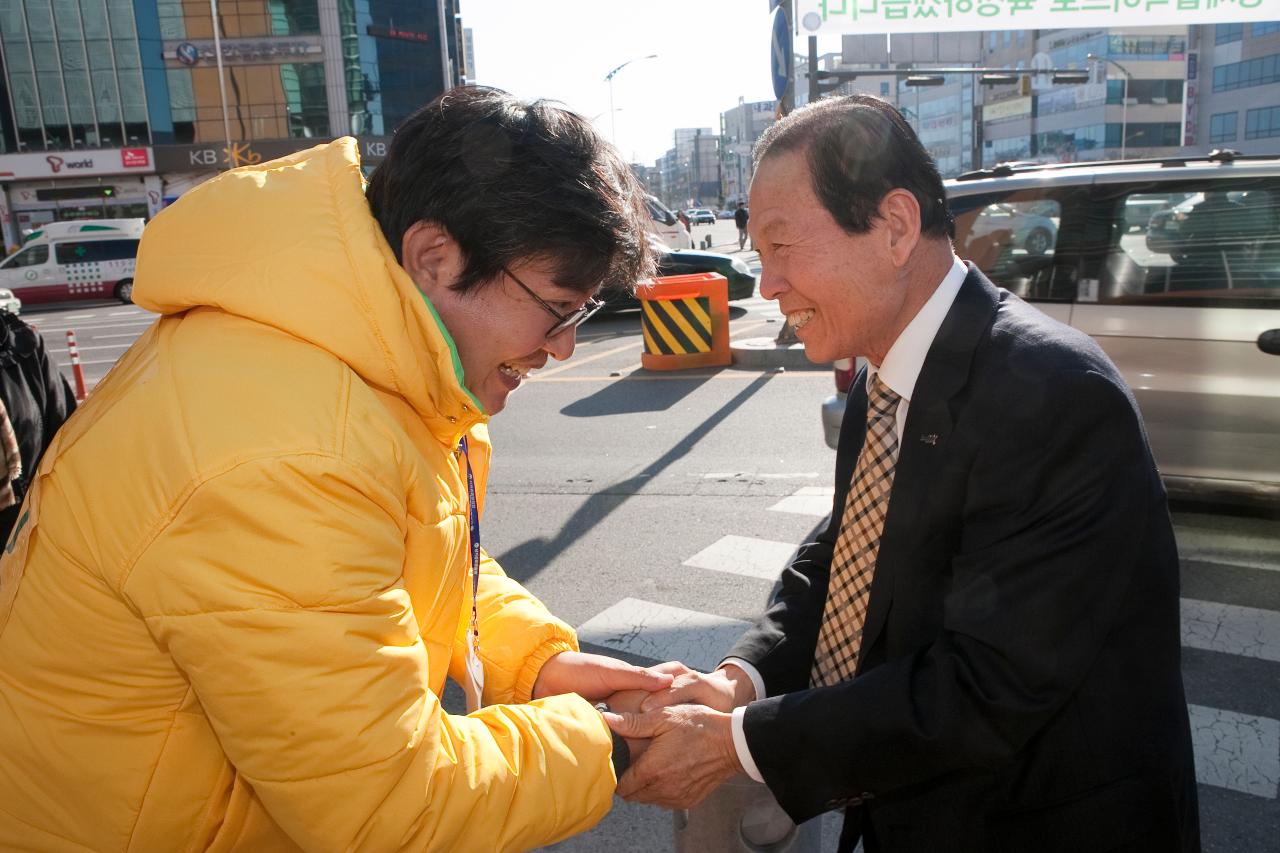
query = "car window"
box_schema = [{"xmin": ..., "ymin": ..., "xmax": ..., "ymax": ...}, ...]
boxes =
[
  {"xmin": 1090, "ymin": 178, "xmax": 1280, "ymax": 308},
  {"xmin": 951, "ymin": 192, "xmax": 1070, "ymax": 301},
  {"xmin": 55, "ymin": 239, "xmax": 139, "ymax": 265},
  {"xmin": 1, "ymin": 244, "xmax": 49, "ymax": 269}
]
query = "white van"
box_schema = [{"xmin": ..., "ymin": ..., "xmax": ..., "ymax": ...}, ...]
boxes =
[
  {"xmin": 0, "ymin": 218, "xmax": 143, "ymax": 305},
  {"xmin": 644, "ymin": 195, "xmax": 692, "ymax": 250}
]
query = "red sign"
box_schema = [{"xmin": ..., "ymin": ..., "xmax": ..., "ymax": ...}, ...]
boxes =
[{"xmin": 121, "ymin": 148, "xmax": 150, "ymax": 168}]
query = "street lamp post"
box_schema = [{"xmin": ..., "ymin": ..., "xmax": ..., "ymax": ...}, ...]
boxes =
[
  {"xmin": 1089, "ymin": 53, "xmax": 1133, "ymax": 160},
  {"xmin": 209, "ymin": 0, "xmax": 233, "ymax": 152},
  {"xmin": 604, "ymin": 54, "xmax": 658, "ymax": 147}
]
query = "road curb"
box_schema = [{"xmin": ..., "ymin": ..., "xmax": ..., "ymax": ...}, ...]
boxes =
[{"xmin": 730, "ymin": 336, "xmax": 830, "ymax": 371}]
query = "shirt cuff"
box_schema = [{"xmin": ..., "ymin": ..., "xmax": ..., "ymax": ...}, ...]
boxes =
[
  {"xmin": 720, "ymin": 657, "xmax": 765, "ymax": 702},
  {"xmin": 731, "ymin": 706, "xmax": 764, "ymax": 783}
]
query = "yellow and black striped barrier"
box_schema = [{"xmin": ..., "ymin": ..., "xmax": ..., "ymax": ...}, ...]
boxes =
[{"xmin": 637, "ymin": 273, "xmax": 731, "ymax": 370}]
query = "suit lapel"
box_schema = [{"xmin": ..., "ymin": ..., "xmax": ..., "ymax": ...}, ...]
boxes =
[{"xmin": 855, "ymin": 266, "xmax": 1002, "ymax": 670}]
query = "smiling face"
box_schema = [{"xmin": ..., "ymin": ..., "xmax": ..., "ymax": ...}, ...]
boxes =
[
  {"xmin": 748, "ymin": 150, "xmax": 912, "ymax": 366},
  {"xmin": 402, "ymin": 223, "xmax": 590, "ymax": 415}
]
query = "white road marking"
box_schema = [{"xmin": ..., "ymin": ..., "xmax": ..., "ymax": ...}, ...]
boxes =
[
  {"xmin": 769, "ymin": 486, "xmax": 836, "ymax": 517},
  {"xmin": 683, "ymin": 535, "xmax": 797, "ymax": 581},
  {"xmin": 36, "ymin": 320, "xmax": 155, "ymax": 334},
  {"xmin": 52, "ymin": 358, "xmax": 119, "ymax": 368},
  {"xmin": 47, "ymin": 343, "xmax": 134, "ymax": 354},
  {"xmin": 1182, "ymin": 599, "xmax": 1280, "ymax": 664},
  {"xmin": 63, "ymin": 314, "xmax": 93, "ymax": 319},
  {"xmin": 1188, "ymin": 704, "xmax": 1280, "ymax": 799},
  {"xmin": 76, "ymin": 331, "xmax": 149, "ymax": 341},
  {"xmin": 702, "ymin": 472, "xmax": 825, "ymax": 480},
  {"xmin": 577, "ymin": 598, "xmax": 751, "ymax": 672},
  {"xmin": 109, "ymin": 310, "xmax": 140, "ymax": 316}
]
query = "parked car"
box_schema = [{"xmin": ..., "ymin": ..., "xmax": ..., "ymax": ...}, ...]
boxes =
[
  {"xmin": 0, "ymin": 218, "xmax": 142, "ymax": 305},
  {"xmin": 0, "ymin": 288, "xmax": 21, "ymax": 315},
  {"xmin": 717, "ymin": 209, "xmax": 736, "ymax": 219},
  {"xmin": 686, "ymin": 208, "xmax": 717, "ymax": 225},
  {"xmin": 645, "ymin": 195, "xmax": 693, "ymax": 249},
  {"xmin": 601, "ymin": 238, "xmax": 756, "ymax": 311},
  {"xmin": 820, "ymin": 152, "xmax": 1280, "ymax": 505},
  {"xmin": 966, "ymin": 202, "xmax": 1058, "ymax": 255}
]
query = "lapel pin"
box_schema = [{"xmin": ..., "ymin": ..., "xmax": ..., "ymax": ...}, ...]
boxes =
[{"xmin": 920, "ymin": 434, "xmax": 938, "ymax": 446}]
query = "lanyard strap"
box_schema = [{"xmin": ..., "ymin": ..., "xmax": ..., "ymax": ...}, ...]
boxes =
[{"xmin": 459, "ymin": 436, "xmax": 481, "ymax": 655}]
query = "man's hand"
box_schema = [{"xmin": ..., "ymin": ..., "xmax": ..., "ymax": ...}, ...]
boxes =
[
  {"xmin": 605, "ymin": 705, "xmax": 742, "ymax": 809},
  {"xmin": 532, "ymin": 651, "xmax": 673, "ymax": 702},
  {"xmin": 603, "ymin": 688, "xmax": 653, "ymax": 763},
  {"xmin": 639, "ymin": 661, "xmax": 755, "ymax": 712}
]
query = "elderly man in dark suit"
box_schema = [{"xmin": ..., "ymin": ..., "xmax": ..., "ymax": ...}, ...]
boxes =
[{"xmin": 604, "ymin": 94, "xmax": 1200, "ymax": 852}]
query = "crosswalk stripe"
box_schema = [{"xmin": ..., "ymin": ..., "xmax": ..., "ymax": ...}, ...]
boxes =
[
  {"xmin": 768, "ymin": 486, "xmax": 835, "ymax": 517},
  {"xmin": 1189, "ymin": 704, "xmax": 1280, "ymax": 799},
  {"xmin": 1182, "ymin": 598, "xmax": 1280, "ymax": 663},
  {"xmin": 683, "ymin": 535, "xmax": 797, "ymax": 581},
  {"xmin": 577, "ymin": 598, "xmax": 751, "ymax": 672}
]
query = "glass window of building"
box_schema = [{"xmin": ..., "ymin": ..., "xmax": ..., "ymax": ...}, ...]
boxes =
[
  {"xmin": 1216, "ymin": 23, "xmax": 1244, "ymax": 45},
  {"xmin": 1210, "ymin": 112, "xmax": 1239, "ymax": 143},
  {"xmin": 1214, "ymin": 53, "xmax": 1280, "ymax": 92},
  {"xmin": 1254, "ymin": 22, "xmax": 1280, "ymax": 37},
  {"xmin": 1246, "ymin": 105, "xmax": 1280, "ymax": 140}
]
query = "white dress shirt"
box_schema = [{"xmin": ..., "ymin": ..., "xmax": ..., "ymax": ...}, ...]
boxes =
[{"xmin": 724, "ymin": 256, "xmax": 968, "ymax": 783}]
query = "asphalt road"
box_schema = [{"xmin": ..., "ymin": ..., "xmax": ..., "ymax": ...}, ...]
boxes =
[{"xmin": 18, "ymin": 219, "xmax": 1280, "ymax": 851}]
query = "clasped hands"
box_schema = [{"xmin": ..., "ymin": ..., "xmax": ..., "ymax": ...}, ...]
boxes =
[{"xmin": 533, "ymin": 652, "xmax": 754, "ymax": 810}]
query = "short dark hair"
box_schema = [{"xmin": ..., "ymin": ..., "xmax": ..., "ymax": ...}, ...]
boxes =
[
  {"xmin": 753, "ymin": 94, "xmax": 952, "ymax": 239},
  {"xmin": 366, "ymin": 86, "xmax": 654, "ymax": 294}
]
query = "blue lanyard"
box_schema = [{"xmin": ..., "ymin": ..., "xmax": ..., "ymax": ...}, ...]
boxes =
[{"xmin": 459, "ymin": 436, "xmax": 481, "ymax": 652}]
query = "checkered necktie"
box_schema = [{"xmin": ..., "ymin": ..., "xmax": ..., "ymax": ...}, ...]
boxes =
[{"xmin": 811, "ymin": 375, "xmax": 902, "ymax": 688}]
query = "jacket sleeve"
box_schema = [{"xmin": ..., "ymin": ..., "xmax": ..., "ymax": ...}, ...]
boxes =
[
  {"xmin": 744, "ymin": 369, "xmax": 1156, "ymax": 822},
  {"xmin": 449, "ymin": 549, "xmax": 580, "ymax": 706},
  {"xmin": 121, "ymin": 452, "xmax": 615, "ymax": 853}
]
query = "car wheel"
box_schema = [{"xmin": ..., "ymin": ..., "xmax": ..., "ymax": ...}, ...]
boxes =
[
  {"xmin": 1024, "ymin": 227, "xmax": 1052, "ymax": 255},
  {"xmin": 115, "ymin": 278, "xmax": 134, "ymax": 304}
]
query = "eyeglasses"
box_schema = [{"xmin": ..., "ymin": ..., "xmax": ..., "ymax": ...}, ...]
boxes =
[{"xmin": 502, "ymin": 266, "xmax": 605, "ymax": 339}]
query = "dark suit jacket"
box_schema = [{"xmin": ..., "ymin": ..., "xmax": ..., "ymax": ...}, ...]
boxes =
[{"xmin": 727, "ymin": 266, "xmax": 1200, "ymax": 853}]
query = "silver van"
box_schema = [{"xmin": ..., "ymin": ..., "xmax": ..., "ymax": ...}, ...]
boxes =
[{"xmin": 821, "ymin": 152, "xmax": 1280, "ymax": 505}]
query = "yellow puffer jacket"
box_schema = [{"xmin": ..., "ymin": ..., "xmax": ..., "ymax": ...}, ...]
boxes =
[{"xmin": 0, "ymin": 139, "xmax": 615, "ymax": 852}]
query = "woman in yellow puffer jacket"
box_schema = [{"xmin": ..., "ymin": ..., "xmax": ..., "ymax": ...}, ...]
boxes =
[{"xmin": 0, "ymin": 88, "xmax": 664, "ymax": 852}]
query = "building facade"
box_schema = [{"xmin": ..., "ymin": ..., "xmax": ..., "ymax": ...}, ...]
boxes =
[
  {"xmin": 815, "ymin": 25, "xmax": 1273, "ymax": 179},
  {"xmin": 0, "ymin": 0, "xmax": 464, "ymax": 245},
  {"xmin": 1193, "ymin": 22, "xmax": 1280, "ymax": 154},
  {"xmin": 659, "ymin": 127, "xmax": 719, "ymax": 210},
  {"xmin": 719, "ymin": 98, "xmax": 774, "ymax": 206}
]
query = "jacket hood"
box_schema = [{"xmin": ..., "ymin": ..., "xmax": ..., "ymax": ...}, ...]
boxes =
[{"xmin": 134, "ymin": 138, "xmax": 485, "ymax": 443}]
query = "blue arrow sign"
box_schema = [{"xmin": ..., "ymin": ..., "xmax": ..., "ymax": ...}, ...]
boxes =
[{"xmin": 770, "ymin": 6, "xmax": 792, "ymax": 102}]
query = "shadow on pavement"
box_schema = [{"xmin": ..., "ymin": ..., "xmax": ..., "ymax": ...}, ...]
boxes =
[
  {"xmin": 497, "ymin": 373, "xmax": 777, "ymax": 584},
  {"xmin": 560, "ymin": 368, "xmax": 725, "ymax": 417}
]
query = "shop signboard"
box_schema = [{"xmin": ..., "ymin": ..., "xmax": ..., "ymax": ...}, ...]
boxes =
[
  {"xmin": 153, "ymin": 137, "xmax": 393, "ymax": 173},
  {"xmin": 799, "ymin": 0, "xmax": 1275, "ymax": 35},
  {"xmin": 0, "ymin": 148, "xmax": 156, "ymax": 180}
]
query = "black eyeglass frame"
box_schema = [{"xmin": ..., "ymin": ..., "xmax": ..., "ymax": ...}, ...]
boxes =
[{"xmin": 502, "ymin": 266, "xmax": 605, "ymax": 339}]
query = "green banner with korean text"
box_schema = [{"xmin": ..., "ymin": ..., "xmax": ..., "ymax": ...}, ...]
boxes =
[{"xmin": 799, "ymin": 0, "xmax": 1279, "ymax": 34}]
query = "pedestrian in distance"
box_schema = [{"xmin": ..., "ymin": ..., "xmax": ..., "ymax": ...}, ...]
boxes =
[
  {"xmin": 0, "ymin": 309, "xmax": 76, "ymax": 544},
  {"xmin": 0, "ymin": 87, "xmax": 672, "ymax": 852},
  {"xmin": 734, "ymin": 201, "xmax": 750, "ymax": 251},
  {"xmin": 605, "ymin": 94, "xmax": 1200, "ymax": 853}
]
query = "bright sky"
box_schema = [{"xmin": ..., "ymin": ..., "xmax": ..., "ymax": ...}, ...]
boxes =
[{"xmin": 464, "ymin": 1, "xmax": 842, "ymax": 166}]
